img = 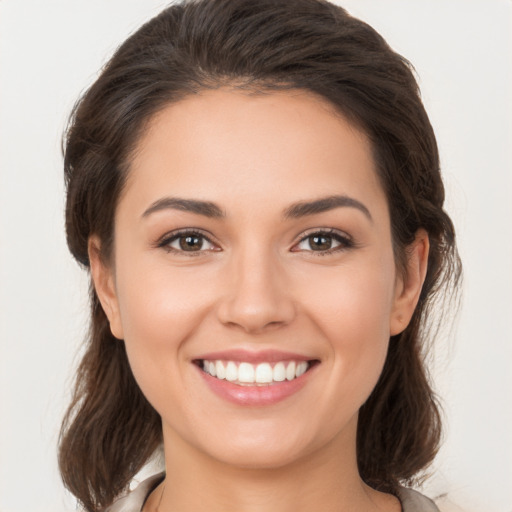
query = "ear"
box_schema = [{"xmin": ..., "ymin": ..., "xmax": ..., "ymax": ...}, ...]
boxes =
[
  {"xmin": 88, "ymin": 236, "xmax": 124, "ymax": 340},
  {"xmin": 390, "ymin": 229, "xmax": 429, "ymax": 336}
]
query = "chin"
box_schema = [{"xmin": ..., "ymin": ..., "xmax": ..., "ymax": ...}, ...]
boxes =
[
  {"xmin": 208, "ymin": 439, "xmax": 314, "ymax": 471},
  {"xmin": 188, "ymin": 416, "xmax": 339, "ymax": 471}
]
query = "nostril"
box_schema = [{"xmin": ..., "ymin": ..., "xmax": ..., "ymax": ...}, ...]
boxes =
[{"xmin": 216, "ymin": 294, "xmax": 296, "ymax": 334}]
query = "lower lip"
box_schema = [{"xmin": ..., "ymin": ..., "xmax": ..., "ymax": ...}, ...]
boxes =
[{"xmin": 196, "ymin": 365, "xmax": 315, "ymax": 406}]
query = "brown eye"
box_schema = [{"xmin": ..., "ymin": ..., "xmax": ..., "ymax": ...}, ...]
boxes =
[
  {"xmin": 308, "ymin": 234, "xmax": 333, "ymax": 251},
  {"xmin": 161, "ymin": 230, "xmax": 217, "ymax": 253},
  {"xmin": 293, "ymin": 230, "xmax": 353, "ymax": 254},
  {"xmin": 179, "ymin": 234, "xmax": 204, "ymax": 251}
]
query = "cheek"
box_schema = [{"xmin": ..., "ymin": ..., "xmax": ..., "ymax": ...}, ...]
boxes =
[
  {"xmin": 299, "ymin": 256, "xmax": 396, "ymax": 406},
  {"xmin": 116, "ymin": 256, "xmax": 209, "ymax": 336},
  {"xmin": 113, "ymin": 261, "xmax": 211, "ymax": 396},
  {"xmin": 302, "ymin": 255, "xmax": 396, "ymax": 342}
]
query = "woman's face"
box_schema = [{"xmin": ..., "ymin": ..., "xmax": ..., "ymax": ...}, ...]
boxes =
[{"xmin": 92, "ymin": 89, "xmax": 425, "ymax": 469}]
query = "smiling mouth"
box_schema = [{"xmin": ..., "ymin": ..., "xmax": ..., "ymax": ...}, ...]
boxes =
[{"xmin": 195, "ymin": 359, "xmax": 318, "ymax": 386}]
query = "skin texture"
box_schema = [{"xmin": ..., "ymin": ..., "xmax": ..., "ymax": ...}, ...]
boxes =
[{"xmin": 90, "ymin": 89, "xmax": 428, "ymax": 512}]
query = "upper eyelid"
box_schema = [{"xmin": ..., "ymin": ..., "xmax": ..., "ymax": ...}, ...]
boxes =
[
  {"xmin": 159, "ymin": 227, "xmax": 215, "ymax": 240},
  {"xmin": 156, "ymin": 228, "xmax": 219, "ymax": 248},
  {"xmin": 294, "ymin": 227, "xmax": 352, "ymax": 243}
]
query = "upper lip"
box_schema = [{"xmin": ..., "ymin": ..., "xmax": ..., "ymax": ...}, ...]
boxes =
[{"xmin": 194, "ymin": 349, "xmax": 316, "ymax": 364}]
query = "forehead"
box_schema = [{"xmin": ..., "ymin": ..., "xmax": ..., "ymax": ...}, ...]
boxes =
[{"xmin": 123, "ymin": 88, "xmax": 386, "ymax": 217}]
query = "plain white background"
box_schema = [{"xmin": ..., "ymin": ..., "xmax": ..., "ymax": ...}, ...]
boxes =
[{"xmin": 0, "ymin": 1, "xmax": 510, "ymax": 511}]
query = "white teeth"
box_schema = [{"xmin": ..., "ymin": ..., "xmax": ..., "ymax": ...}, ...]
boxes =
[
  {"xmin": 201, "ymin": 359, "xmax": 311, "ymax": 385},
  {"xmin": 226, "ymin": 361, "xmax": 238, "ymax": 382},
  {"xmin": 238, "ymin": 362, "xmax": 255, "ymax": 383},
  {"xmin": 273, "ymin": 362, "xmax": 286, "ymax": 382},
  {"xmin": 296, "ymin": 361, "xmax": 308, "ymax": 377},
  {"xmin": 255, "ymin": 363, "xmax": 273, "ymax": 383},
  {"xmin": 215, "ymin": 360, "xmax": 226, "ymax": 379},
  {"xmin": 286, "ymin": 361, "xmax": 296, "ymax": 381}
]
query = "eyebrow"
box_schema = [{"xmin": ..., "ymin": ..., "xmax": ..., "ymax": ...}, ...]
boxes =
[
  {"xmin": 141, "ymin": 194, "xmax": 372, "ymax": 222},
  {"xmin": 142, "ymin": 197, "xmax": 225, "ymax": 218},
  {"xmin": 283, "ymin": 195, "xmax": 372, "ymax": 221}
]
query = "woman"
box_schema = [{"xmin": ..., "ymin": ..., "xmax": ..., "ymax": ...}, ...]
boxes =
[{"xmin": 59, "ymin": 0, "xmax": 461, "ymax": 511}]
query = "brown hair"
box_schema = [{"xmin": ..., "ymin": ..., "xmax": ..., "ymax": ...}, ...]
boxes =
[{"xmin": 59, "ymin": 0, "xmax": 461, "ymax": 510}]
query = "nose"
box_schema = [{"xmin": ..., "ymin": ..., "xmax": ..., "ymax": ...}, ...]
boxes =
[{"xmin": 216, "ymin": 246, "xmax": 296, "ymax": 334}]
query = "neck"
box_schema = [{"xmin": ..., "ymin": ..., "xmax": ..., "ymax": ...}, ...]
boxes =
[{"xmin": 153, "ymin": 418, "xmax": 400, "ymax": 512}]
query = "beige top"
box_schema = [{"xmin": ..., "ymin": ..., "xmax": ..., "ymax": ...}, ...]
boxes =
[{"xmin": 104, "ymin": 473, "xmax": 440, "ymax": 512}]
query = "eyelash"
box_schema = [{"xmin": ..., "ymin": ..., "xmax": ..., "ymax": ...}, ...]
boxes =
[
  {"xmin": 156, "ymin": 228, "xmax": 354, "ymax": 256},
  {"xmin": 156, "ymin": 228, "xmax": 219, "ymax": 256},
  {"xmin": 292, "ymin": 228, "xmax": 354, "ymax": 256}
]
